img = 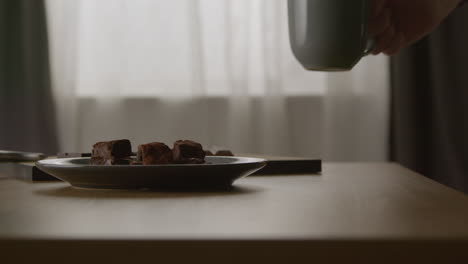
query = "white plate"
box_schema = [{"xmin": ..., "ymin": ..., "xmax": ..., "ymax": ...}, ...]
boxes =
[{"xmin": 36, "ymin": 156, "xmax": 266, "ymax": 190}]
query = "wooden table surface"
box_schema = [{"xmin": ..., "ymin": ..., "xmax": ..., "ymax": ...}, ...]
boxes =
[{"xmin": 1, "ymin": 162, "xmax": 467, "ymax": 263}]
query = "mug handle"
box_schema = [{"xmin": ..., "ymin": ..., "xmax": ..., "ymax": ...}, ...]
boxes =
[
  {"xmin": 363, "ymin": 38, "xmax": 376, "ymax": 56},
  {"xmin": 363, "ymin": 0, "xmax": 375, "ymax": 56}
]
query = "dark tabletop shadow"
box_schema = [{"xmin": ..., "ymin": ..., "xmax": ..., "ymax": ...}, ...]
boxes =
[{"xmin": 34, "ymin": 184, "xmax": 264, "ymax": 199}]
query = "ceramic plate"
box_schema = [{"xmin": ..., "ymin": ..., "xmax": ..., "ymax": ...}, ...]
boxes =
[{"xmin": 36, "ymin": 156, "xmax": 266, "ymax": 190}]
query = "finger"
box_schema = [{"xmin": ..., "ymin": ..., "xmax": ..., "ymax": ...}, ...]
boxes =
[
  {"xmin": 369, "ymin": 0, "xmax": 387, "ymax": 19},
  {"xmin": 383, "ymin": 33, "xmax": 404, "ymax": 56},
  {"xmin": 368, "ymin": 8, "xmax": 391, "ymax": 37},
  {"xmin": 372, "ymin": 25, "xmax": 396, "ymax": 55}
]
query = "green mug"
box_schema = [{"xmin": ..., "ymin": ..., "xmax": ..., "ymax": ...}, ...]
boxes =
[{"xmin": 288, "ymin": 0, "xmax": 375, "ymax": 71}]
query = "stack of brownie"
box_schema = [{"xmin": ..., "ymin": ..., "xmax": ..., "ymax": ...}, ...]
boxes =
[
  {"xmin": 136, "ymin": 140, "xmax": 205, "ymax": 165},
  {"xmin": 90, "ymin": 139, "xmax": 208, "ymax": 165}
]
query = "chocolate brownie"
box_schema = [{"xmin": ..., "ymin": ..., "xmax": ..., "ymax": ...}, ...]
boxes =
[
  {"xmin": 91, "ymin": 139, "xmax": 132, "ymax": 158},
  {"xmin": 90, "ymin": 139, "xmax": 133, "ymax": 165},
  {"xmin": 173, "ymin": 140, "xmax": 206, "ymax": 164},
  {"xmin": 137, "ymin": 142, "xmax": 173, "ymax": 165}
]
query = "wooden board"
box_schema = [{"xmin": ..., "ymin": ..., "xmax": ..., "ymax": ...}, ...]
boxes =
[
  {"xmin": 245, "ymin": 154, "xmax": 321, "ymax": 175},
  {"xmin": 7, "ymin": 154, "xmax": 321, "ymax": 181}
]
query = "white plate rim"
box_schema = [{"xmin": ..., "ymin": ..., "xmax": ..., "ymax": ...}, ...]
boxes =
[{"xmin": 37, "ymin": 156, "xmax": 266, "ymax": 168}]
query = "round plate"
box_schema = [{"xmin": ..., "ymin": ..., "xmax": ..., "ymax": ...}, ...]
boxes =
[{"xmin": 36, "ymin": 156, "xmax": 266, "ymax": 190}]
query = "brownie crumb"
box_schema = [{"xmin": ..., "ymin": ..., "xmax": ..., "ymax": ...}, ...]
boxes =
[{"xmin": 215, "ymin": 150, "xmax": 234, "ymax": 156}]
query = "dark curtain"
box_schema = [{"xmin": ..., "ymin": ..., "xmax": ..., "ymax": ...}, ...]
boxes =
[
  {"xmin": 391, "ymin": 6, "xmax": 468, "ymax": 193},
  {"xmin": 0, "ymin": 0, "xmax": 58, "ymax": 154}
]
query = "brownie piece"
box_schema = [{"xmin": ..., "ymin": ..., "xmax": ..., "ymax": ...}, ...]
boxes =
[
  {"xmin": 204, "ymin": 150, "xmax": 214, "ymax": 156},
  {"xmin": 90, "ymin": 139, "xmax": 133, "ymax": 165},
  {"xmin": 173, "ymin": 140, "xmax": 206, "ymax": 164},
  {"xmin": 92, "ymin": 139, "xmax": 132, "ymax": 159},
  {"xmin": 137, "ymin": 142, "xmax": 173, "ymax": 165}
]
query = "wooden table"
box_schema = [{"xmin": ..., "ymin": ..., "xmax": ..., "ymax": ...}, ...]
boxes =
[{"xmin": 1, "ymin": 163, "xmax": 467, "ymax": 263}]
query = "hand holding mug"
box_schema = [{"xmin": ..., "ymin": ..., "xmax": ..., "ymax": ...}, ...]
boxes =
[{"xmin": 369, "ymin": 0, "xmax": 461, "ymax": 55}]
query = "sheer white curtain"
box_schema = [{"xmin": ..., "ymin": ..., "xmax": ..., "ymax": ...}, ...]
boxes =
[{"xmin": 46, "ymin": 0, "xmax": 389, "ymax": 160}]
